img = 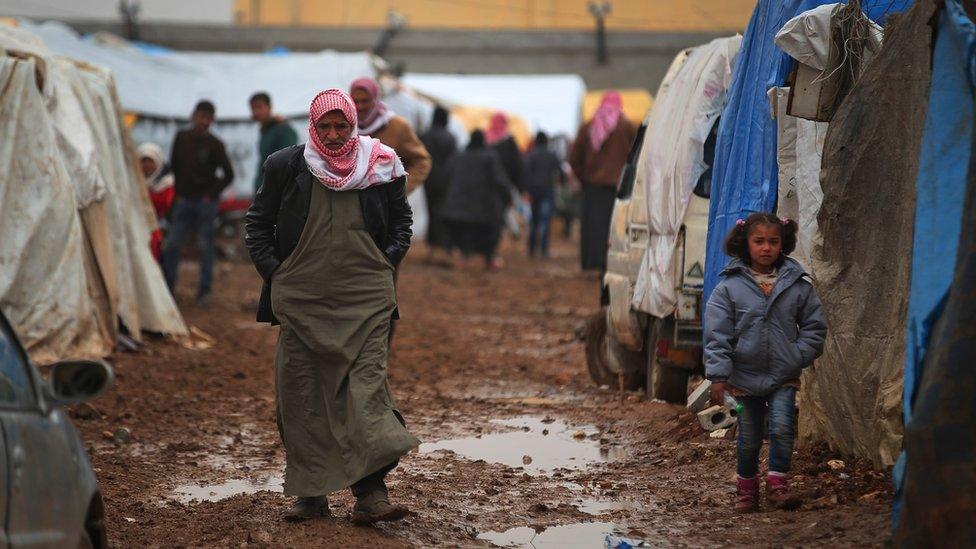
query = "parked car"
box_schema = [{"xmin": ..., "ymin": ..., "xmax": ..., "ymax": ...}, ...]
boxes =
[{"xmin": 0, "ymin": 309, "xmax": 113, "ymax": 548}]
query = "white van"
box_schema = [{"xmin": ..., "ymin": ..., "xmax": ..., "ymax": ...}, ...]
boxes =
[{"xmin": 582, "ymin": 36, "xmax": 742, "ymax": 403}]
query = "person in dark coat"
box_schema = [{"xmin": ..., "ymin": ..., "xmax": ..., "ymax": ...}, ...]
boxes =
[
  {"xmin": 440, "ymin": 129, "xmax": 513, "ymax": 270},
  {"xmin": 163, "ymin": 100, "xmax": 235, "ymax": 307},
  {"xmin": 523, "ymin": 131, "xmax": 566, "ymax": 258},
  {"xmin": 419, "ymin": 106, "xmax": 457, "ymax": 262},
  {"xmin": 569, "ymin": 91, "xmax": 637, "ymax": 271}
]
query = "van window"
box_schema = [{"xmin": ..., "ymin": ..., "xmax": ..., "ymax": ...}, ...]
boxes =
[
  {"xmin": 693, "ymin": 118, "xmax": 721, "ymax": 199},
  {"xmin": 616, "ymin": 123, "xmax": 648, "ymax": 200}
]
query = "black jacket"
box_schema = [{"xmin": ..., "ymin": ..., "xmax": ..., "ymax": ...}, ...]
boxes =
[
  {"xmin": 440, "ymin": 147, "xmax": 513, "ymax": 226},
  {"xmin": 244, "ymin": 145, "xmax": 413, "ymax": 324}
]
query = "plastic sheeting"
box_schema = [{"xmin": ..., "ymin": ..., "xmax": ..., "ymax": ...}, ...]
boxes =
[
  {"xmin": 0, "ymin": 56, "xmax": 113, "ymax": 364},
  {"xmin": 797, "ymin": 0, "xmax": 936, "ymax": 468},
  {"xmin": 896, "ymin": 71, "xmax": 976, "ymax": 544},
  {"xmin": 771, "ymin": 87, "xmax": 828, "ymax": 273},
  {"xmin": 702, "ymin": 0, "xmax": 914, "ymax": 306},
  {"xmin": 17, "ymin": 20, "xmax": 375, "ymax": 120},
  {"xmin": 400, "ymin": 73, "xmax": 587, "ymax": 138},
  {"xmin": 630, "ymin": 35, "xmax": 742, "ymax": 318},
  {"xmin": 895, "ymin": 0, "xmax": 975, "ymax": 525},
  {"xmin": 900, "ymin": 0, "xmax": 974, "ymax": 428}
]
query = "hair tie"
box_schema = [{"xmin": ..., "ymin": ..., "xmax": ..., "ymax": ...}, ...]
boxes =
[
  {"xmin": 781, "ymin": 218, "xmax": 790, "ymax": 225},
  {"xmin": 735, "ymin": 219, "xmax": 746, "ymax": 226}
]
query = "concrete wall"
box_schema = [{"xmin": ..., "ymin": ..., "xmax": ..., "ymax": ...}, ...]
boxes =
[{"xmin": 64, "ymin": 21, "xmax": 732, "ymax": 91}]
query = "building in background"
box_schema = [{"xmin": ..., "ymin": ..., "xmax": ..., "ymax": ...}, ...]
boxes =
[
  {"xmin": 0, "ymin": 0, "xmax": 233, "ymax": 24},
  {"xmin": 231, "ymin": 0, "xmax": 752, "ymax": 32}
]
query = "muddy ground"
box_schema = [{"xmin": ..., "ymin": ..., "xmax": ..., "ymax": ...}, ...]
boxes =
[{"xmin": 70, "ymin": 233, "xmax": 894, "ymax": 547}]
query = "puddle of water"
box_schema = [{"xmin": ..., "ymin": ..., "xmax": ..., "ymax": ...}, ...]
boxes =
[
  {"xmin": 419, "ymin": 416, "xmax": 619, "ymax": 474},
  {"xmin": 173, "ymin": 475, "xmax": 283, "ymax": 503},
  {"xmin": 578, "ymin": 499, "xmax": 639, "ymax": 516},
  {"xmin": 479, "ymin": 522, "xmax": 616, "ymax": 548}
]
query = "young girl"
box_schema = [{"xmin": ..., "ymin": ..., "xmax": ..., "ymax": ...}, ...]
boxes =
[{"xmin": 704, "ymin": 212, "xmax": 827, "ymax": 512}]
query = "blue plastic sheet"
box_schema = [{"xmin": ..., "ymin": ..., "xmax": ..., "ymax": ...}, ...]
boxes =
[
  {"xmin": 894, "ymin": 0, "xmax": 976, "ymax": 526},
  {"xmin": 702, "ymin": 0, "xmax": 914, "ymax": 305}
]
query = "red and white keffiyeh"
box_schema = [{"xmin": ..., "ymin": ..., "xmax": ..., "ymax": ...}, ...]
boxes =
[
  {"xmin": 350, "ymin": 77, "xmax": 396, "ymax": 136},
  {"xmin": 588, "ymin": 90, "xmax": 624, "ymax": 152},
  {"xmin": 304, "ymin": 88, "xmax": 405, "ymax": 191}
]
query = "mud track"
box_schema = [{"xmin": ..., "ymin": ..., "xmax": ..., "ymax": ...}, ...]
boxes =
[{"xmin": 69, "ymin": 236, "xmax": 893, "ymax": 547}]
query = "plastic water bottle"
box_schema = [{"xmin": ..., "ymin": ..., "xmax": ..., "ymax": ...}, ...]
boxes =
[{"xmin": 724, "ymin": 392, "xmax": 744, "ymax": 416}]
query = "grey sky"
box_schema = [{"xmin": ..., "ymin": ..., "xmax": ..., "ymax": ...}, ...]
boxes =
[{"xmin": 0, "ymin": 0, "xmax": 233, "ymax": 24}]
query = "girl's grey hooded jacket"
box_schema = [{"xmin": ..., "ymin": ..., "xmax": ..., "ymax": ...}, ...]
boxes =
[{"xmin": 704, "ymin": 256, "xmax": 827, "ymax": 396}]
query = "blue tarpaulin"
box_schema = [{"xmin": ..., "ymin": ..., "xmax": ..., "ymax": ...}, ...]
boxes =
[
  {"xmin": 894, "ymin": 0, "xmax": 975, "ymax": 526},
  {"xmin": 702, "ymin": 0, "xmax": 914, "ymax": 305}
]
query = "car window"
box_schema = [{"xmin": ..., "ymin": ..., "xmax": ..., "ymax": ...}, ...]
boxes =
[
  {"xmin": 616, "ymin": 124, "xmax": 648, "ymax": 200},
  {"xmin": 693, "ymin": 118, "xmax": 721, "ymax": 199},
  {"xmin": 0, "ymin": 321, "xmax": 36, "ymax": 407}
]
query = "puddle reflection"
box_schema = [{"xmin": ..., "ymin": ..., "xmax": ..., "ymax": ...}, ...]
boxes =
[
  {"xmin": 478, "ymin": 522, "xmax": 616, "ymax": 548},
  {"xmin": 419, "ymin": 416, "xmax": 624, "ymax": 474},
  {"xmin": 173, "ymin": 475, "xmax": 283, "ymax": 503}
]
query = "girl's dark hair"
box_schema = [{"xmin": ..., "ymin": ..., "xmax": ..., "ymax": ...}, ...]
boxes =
[{"xmin": 723, "ymin": 212, "xmax": 798, "ymax": 266}]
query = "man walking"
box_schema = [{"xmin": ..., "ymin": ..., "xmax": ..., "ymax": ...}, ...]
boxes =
[
  {"xmin": 349, "ymin": 77, "xmax": 431, "ymax": 194},
  {"xmin": 245, "ymin": 89, "xmax": 418, "ymax": 524},
  {"xmin": 163, "ymin": 100, "xmax": 234, "ymax": 307},
  {"xmin": 249, "ymin": 92, "xmax": 298, "ymax": 194},
  {"xmin": 524, "ymin": 131, "xmax": 565, "ymax": 258}
]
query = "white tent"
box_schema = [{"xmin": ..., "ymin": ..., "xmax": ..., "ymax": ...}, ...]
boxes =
[
  {"xmin": 17, "ymin": 20, "xmax": 377, "ymax": 198},
  {"xmin": 0, "ymin": 23, "xmax": 187, "ymax": 364},
  {"xmin": 401, "ymin": 73, "xmax": 587, "ymax": 138},
  {"xmin": 630, "ymin": 36, "xmax": 742, "ymax": 318}
]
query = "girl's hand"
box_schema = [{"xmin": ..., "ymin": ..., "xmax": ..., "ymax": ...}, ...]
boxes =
[{"xmin": 709, "ymin": 381, "xmax": 727, "ymax": 406}]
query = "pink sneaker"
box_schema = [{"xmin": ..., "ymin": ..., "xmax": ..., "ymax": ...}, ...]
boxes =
[{"xmin": 766, "ymin": 472, "xmax": 801, "ymax": 510}]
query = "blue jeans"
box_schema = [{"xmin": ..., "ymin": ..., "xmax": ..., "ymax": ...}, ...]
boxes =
[
  {"xmin": 162, "ymin": 197, "xmax": 218, "ymax": 297},
  {"xmin": 736, "ymin": 386, "xmax": 797, "ymax": 478},
  {"xmin": 529, "ymin": 197, "xmax": 554, "ymax": 257}
]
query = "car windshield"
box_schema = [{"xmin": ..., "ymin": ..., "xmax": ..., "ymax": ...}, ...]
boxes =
[{"xmin": 0, "ymin": 321, "xmax": 36, "ymax": 407}]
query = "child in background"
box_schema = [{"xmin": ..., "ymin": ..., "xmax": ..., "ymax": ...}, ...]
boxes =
[{"xmin": 703, "ymin": 212, "xmax": 827, "ymax": 512}]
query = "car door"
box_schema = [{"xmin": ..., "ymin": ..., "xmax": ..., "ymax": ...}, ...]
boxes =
[{"xmin": 0, "ymin": 318, "xmax": 85, "ymax": 548}]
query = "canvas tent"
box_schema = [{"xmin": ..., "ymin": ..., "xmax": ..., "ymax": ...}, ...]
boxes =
[
  {"xmin": 629, "ymin": 35, "xmax": 742, "ymax": 318},
  {"xmin": 16, "ymin": 20, "xmax": 377, "ymax": 198},
  {"xmin": 0, "ymin": 23, "xmax": 187, "ymax": 364}
]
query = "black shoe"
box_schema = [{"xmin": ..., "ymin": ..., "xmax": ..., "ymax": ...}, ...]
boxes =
[
  {"xmin": 282, "ymin": 496, "xmax": 331, "ymax": 522},
  {"xmin": 196, "ymin": 292, "xmax": 212, "ymax": 308},
  {"xmin": 351, "ymin": 491, "xmax": 409, "ymax": 526}
]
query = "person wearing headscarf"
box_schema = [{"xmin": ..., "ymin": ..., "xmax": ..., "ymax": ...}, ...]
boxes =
[
  {"xmin": 349, "ymin": 77, "xmax": 431, "ymax": 195},
  {"xmin": 440, "ymin": 129, "xmax": 514, "ymax": 270},
  {"xmin": 138, "ymin": 142, "xmax": 175, "ymax": 261},
  {"xmin": 569, "ymin": 90, "xmax": 637, "ymax": 271},
  {"xmin": 244, "ymin": 89, "xmax": 419, "ymax": 525},
  {"xmin": 486, "ymin": 112, "xmax": 524, "ymax": 193},
  {"xmin": 419, "ymin": 105, "xmax": 458, "ymax": 261}
]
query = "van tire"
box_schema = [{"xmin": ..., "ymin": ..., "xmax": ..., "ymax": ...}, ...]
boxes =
[
  {"xmin": 583, "ymin": 309, "xmax": 642, "ymax": 390},
  {"xmin": 645, "ymin": 318, "xmax": 690, "ymax": 403}
]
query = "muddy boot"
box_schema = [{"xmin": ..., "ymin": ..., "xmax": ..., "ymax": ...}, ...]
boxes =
[
  {"xmin": 351, "ymin": 490, "xmax": 409, "ymax": 526},
  {"xmin": 735, "ymin": 476, "xmax": 760, "ymax": 513},
  {"xmin": 766, "ymin": 473, "xmax": 801, "ymax": 510},
  {"xmin": 282, "ymin": 496, "xmax": 331, "ymax": 522}
]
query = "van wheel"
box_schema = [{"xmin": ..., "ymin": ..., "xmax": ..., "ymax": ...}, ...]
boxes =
[
  {"xmin": 645, "ymin": 318, "xmax": 690, "ymax": 403},
  {"xmin": 584, "ymin": 309, "xmax": 643, "ymax": 390}
]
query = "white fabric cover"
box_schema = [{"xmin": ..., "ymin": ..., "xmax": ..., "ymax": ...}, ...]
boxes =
[
  {"xmin": 771, "ymin": 86, "xmax": 828, "ymax": 274},
  {"xmin": 630, "ymin": 36, "xmax": 742, "ymax": 318},
  {"xmin": 0, "ymin": 56, "xmax": 111, "ymax": 364},
  {"xmin": 774, "ymin": 3, "xmax": 883, "ymax": 71}
]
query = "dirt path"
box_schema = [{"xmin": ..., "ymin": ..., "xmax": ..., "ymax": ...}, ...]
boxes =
[{"xmin": 70, "ymin": 235, "xmax": 893, "ymax": 547}]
